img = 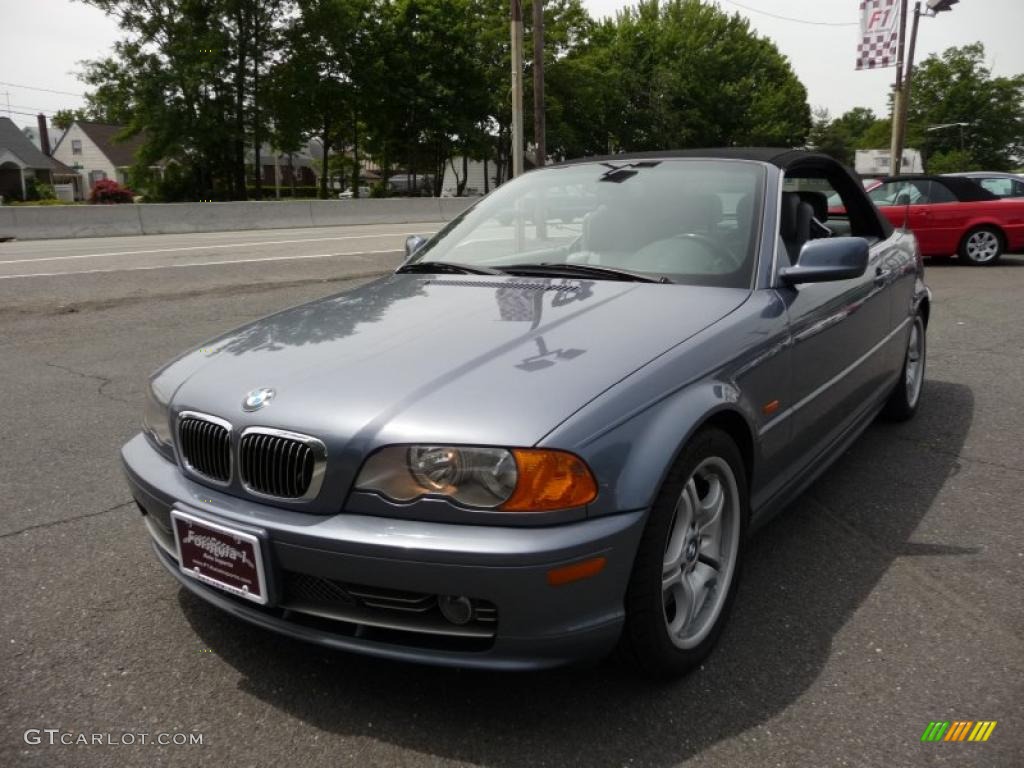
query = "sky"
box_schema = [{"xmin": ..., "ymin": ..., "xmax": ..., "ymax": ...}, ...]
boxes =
[{"xmin": 1, "ymin": 0, "xmax": 1022, "ymax": 132}]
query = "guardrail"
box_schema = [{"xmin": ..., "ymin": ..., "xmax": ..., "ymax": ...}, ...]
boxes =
[{"xmin": 0, "ymin": 197, "xmax": 475, "ymax": 241}]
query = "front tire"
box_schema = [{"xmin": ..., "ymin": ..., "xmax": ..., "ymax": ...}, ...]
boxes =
[
  {"xmin": 618, "ymin": 428, "xmax": 747, "ymax": 678},
  {"xmin": 882, "ymin": 311, "xmax": 926, "ymax": 421},
  {"xmin": 959, "ymin": 226, "xmax": 1003, "ymax": 266}
]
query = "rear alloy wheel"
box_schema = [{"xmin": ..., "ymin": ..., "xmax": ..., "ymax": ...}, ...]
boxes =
[
  {"xmin": 882, "ymin": 311, "xmax": 926, "ymax": 421},
  {"xmin": 619, "ymin": 428, "xmax": 747, "ymax": 678},
  {"xmin": 959, "ymin": 226, "xmax": 1003, "ymax": 266}
]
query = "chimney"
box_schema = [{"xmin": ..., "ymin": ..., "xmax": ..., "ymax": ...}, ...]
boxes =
[{"xmin": 37, "ymin": 113, "xmax": 51, "ymax": 156}]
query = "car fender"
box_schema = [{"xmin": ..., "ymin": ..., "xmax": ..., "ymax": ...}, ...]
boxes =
[{"xmin": 548, "ymin": 376, "xmax": 762, "ymax": 518}]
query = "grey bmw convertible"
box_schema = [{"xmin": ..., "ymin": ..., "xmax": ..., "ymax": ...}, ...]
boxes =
[{"xmin": 122, "ymin": 149, "xmax": 930, "ymax": 677}]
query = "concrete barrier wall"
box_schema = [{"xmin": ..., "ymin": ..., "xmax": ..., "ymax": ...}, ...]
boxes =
[{"xmin": 0, "ymin": 197, "xmax": 477, "ymax": 241}]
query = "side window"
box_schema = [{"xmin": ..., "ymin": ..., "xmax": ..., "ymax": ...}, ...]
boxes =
[
  {"xmin": 869, "ymin": 181, "xmax": 919, "ymax": 206},
  {"xmin": 978, "ymin": 177, "xmax": 1024, "ymax": 198},
  {"xmin": 922, "ymin": 181, "xmax": 957, "ymax": 204},
  {"xmin": 784, "ymin": 173, "xmax": 876, "ymax": 240}
]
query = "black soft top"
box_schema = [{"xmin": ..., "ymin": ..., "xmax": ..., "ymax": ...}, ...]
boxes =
[{"xmin": 877, "ymin": 174, "xmax": 999, "ymax": 202}]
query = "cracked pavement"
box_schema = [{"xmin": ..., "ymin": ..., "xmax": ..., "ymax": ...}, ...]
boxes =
[{"xmin": 1, "ymin": 231, "xmax": 1022, "ymax": 767}]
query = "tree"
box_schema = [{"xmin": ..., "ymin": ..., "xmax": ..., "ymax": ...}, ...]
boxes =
[
  {"xmin": 550, "ymin": 0, "xmax": 810, "ymax": 155},
  {"xmin": 52, "ymin": 108, "xmax": 91, "ymax": 131},
  {"xmin": 81, "ymin": 0, "xmax": 293, "ymax": 200},
  {"xmin": 907, "ymin": 43, "xmax": 1024, "ymax": 171},
  {"xmin": 808, "ymin": 106, "xmax": 883, "ymax": 165}
]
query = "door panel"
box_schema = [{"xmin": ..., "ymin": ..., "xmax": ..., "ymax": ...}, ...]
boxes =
[{"xmin": 778, "ymin": 241, "xmax": 892, "ymax": 472}]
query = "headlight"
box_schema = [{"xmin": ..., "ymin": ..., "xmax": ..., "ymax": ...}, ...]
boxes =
[
  {"xmin": 355, "ymin": 445, "xmax": 598, "ymax": 512},
  {"xmin": 142, "ymin": 380, "xmax": 174, "ymax": 458}
]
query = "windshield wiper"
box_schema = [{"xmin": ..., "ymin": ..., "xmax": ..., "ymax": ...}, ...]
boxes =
[
  {"xmin": 396, "ymin": 260, "xmax": 503, "ymax": 276},
  {"xmin": 499, "ymin": 262, "xmax": 672, "ymax": 284}
]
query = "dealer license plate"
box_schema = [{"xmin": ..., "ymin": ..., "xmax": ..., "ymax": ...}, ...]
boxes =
[{"xmin": 171, "ymin": 509, "xmax": 268, "ymax": 604}]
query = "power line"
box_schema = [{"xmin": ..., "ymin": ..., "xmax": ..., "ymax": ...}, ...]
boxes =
[
  {"xmin": 0, "ymin": 80, "xmax": 85, "ymax": 98},
  {"xmin": 720, "ymin": 0, "xmax": 858, "ymax": 27},
  {"xmin": 8, "ymin": 104, "xmax": 59, "ymax": 115},
  {"xmin": 4, "ymin": 109, "xmax": 54, "ymax": 119}
]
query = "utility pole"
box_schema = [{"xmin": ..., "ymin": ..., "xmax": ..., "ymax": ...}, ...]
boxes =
[
  {"xmin": 889, "ymin": 0, "xmax": 910, "ymax": 176},
  {"xmin": 532, "ymin": 0, "xmax": 546, "ymax": 169},
  {"xmin": 510, "ymin": 0, "xmax": 525, "ymax": 178},
  {"xmin": 896, "ymin": 1, "xmax": 923, "ymax": 173}
]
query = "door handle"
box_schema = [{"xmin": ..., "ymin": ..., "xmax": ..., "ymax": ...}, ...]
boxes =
[{"xmin": 874, "ymin": 267, "xmax": 891, "ymax": 286}]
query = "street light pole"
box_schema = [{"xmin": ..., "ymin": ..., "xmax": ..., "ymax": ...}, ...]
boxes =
[{"xmin": 510, "ymin": 0, "xmax": 525, "ymax": 178}]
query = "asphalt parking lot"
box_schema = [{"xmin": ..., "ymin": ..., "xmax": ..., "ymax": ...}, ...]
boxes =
[{"xmin": 1, "ymin": 227, "xmax": 1022, "ymax": 768}]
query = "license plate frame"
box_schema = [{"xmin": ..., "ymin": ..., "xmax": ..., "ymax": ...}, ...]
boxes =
[{"xmin": 171, "ymin": 508, "xmax": 268, "ymax": 605}]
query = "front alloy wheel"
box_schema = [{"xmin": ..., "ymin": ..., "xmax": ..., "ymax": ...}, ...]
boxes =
[
  {"xmin": 619, "ymin": 428, "xmax": 747, "ymax": 678},
  {"xmin": 661, "ymin": 457, "xmax": 741, "ymax": 650}
]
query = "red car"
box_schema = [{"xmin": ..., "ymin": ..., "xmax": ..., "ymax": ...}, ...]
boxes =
[{"xmin": 866, "ymin": 175, "xmax": 1024, "ymax": 265}]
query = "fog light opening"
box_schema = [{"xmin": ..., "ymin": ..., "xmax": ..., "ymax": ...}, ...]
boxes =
[{"xmin": 439, "ymin": 595, "xmax": 474, "ymax": 625}]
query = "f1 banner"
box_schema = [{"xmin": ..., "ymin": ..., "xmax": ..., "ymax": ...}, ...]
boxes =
[{"xmin": 856, "ymin": 0, "xmax": 901, "ymax": 70}]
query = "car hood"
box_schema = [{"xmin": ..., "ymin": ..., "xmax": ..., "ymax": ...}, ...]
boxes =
[{"xmin": 161, "ymin": 274, "xmax": 749, "ymax": 449}]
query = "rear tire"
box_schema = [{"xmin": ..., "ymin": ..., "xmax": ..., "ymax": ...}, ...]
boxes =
[
  {"xmin": 618, "ymin": 428, "xmax": 748, "ymax": 679},
  {"xmin": 882, "ymin": 311, "xmax": 926, "ymax": 421},
  {"xmin": 959, "ymin": 226, "xmax": 1003, "ymax": 266}
]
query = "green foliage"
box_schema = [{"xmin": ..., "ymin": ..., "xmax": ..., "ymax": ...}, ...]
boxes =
[
  {"xmin": 26, "ymin": 179, "xmax": 57, "ymax": 201},
  {"xmin": 80, "ymin": 0, "xmax": 815, "ymax": 200},
  {"xmin": 552, "ymin": 0, "xmax": 810, "ymax": 154},
  {"xmin": 52, "ymin": 109, "xmax": 91, "ymax": 131},
  {"xmin": 925, "ymin": 149, "xmax": 981, "ymax": 175},
  {"xmin": 908, "ymin": 43, "xmax": 1024, "ymax": 171},
  {"xmin": 809, "ymin": 107, "xmax": 884, "ymax": 165}
]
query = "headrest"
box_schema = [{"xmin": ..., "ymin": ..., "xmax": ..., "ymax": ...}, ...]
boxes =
[
  {"xmin": 780, "ymin": 192, "xmax": 802, "ymax": 239},
  {"xmin": 796, "ymin": 191, "xmax": 829, "ymax": 222}
]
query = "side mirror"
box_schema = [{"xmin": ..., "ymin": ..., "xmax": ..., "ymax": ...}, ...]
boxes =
[
  {"xmin": 780, "ymin": 237, "xmax": 869, "ymax": 285},
  {"xmin": 404, "ymin": 234, "xmax": 428, "ymax": 259}
]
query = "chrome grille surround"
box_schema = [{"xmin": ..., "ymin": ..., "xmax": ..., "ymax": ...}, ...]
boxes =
[
  {"xmin": 176, "ymin": 411, "xmax": 233, "ymax": 485},
  {"xmin": 239, "ymin": 426, "xmax": 327, "ymax": 501}
]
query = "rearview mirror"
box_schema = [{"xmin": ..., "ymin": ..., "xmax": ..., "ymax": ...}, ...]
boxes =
[
  {"xmin": 780, "ymin": 237, "xmax": 869, "ymax": 285},
  {"xmin": 405, "ymin": 235, "xmax": 428, "ymax": 259}
]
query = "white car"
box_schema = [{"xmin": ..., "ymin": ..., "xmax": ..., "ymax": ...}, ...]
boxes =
[{"xmin": 339, "ymin": 186, "xmax": 371, "ymax": 199}]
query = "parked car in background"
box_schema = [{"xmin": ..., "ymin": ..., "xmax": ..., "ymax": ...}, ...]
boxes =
[
  {"xmin": 339, "ymin": 186, "xmax": 371, "ymax": 199},
  {"xmin": 867, "ymin": 174, "xmax": 1024, "ymax": 265},
  {"xmin": 945, "ymin": 171, "xmax": 1024, "ymax": 200},
  {"xmin": 123, "ymin": 149, "xmax": 929, "ymax": 677}
]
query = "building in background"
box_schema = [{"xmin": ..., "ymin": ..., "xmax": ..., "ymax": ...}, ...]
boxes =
[
  {"xmin": 0, "ymin": 116, "xmax": 77, "ymax": 202},
  {"xmin": 51, "ymin": 121, "xmax": 162, "ymax": 199},
  {"xmin": 855, "ymin": 149, "xmax": 925, "ymax": 176}
]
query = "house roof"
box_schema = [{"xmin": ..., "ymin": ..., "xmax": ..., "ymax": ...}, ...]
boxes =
[
  {"xmin": 75, "ymin": 121, "xmax": 147, "ymax": 168},
  {"xmin": 0, "ymin": 117, "xmax": 55, "ymax": 169},
  {"xmin": 47, "ymin": 156, "xmax": 78, "ymax": 175}
]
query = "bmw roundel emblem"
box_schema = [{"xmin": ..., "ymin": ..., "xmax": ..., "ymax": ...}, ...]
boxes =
[{"xmin": 242, "ymin": 387, "xmax": 276, "ymax": 412}]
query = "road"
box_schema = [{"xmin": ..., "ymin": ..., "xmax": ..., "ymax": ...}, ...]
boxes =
[{"xmin": 1, "ymin": 226, "xmax": 1022, "ymax": 768}]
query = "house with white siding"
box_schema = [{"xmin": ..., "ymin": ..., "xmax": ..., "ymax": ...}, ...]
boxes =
[{"xmin": 52, "ymin": 121, "xmax": 156, "ymax": 199}]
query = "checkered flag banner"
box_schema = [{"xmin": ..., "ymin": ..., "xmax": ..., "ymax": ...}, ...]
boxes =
[{"xmin": 856, "ymin": 0, "xmax": 901, "ymax": 70}]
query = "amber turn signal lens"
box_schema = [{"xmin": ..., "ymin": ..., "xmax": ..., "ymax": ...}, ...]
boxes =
[{"xmin": 500, "ymin": 449, "xmax": 598, "ymax": 512}]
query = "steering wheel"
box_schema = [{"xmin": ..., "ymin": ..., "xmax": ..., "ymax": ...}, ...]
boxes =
[{"xmin": 674, "ymin": 233, "xmax": 740, "ymax": 271}]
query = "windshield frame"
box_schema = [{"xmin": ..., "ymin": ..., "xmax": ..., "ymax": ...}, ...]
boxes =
[{"xmin": 405, "ymin": 158, "xmax": 770, "ymax": 291}]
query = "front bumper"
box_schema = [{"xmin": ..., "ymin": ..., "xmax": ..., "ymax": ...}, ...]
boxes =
[{"xmin": 122, "ymin": 434, "xmax": 648, "ymax": 670}]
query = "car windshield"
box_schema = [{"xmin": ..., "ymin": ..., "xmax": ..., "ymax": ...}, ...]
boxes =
[{"xmin": 410, "ymin": 159, "xmax": 766, "ymax": 288}]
